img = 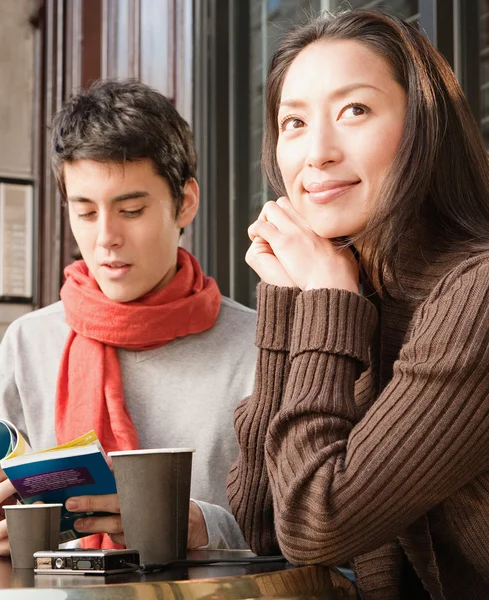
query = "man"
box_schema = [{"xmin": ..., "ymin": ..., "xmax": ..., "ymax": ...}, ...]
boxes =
[{"xmin": 0, "ymin": 79, "xmax": 256, "ymax": 553}]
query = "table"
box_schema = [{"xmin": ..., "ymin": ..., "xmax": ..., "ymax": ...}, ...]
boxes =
[{"xmin": 0, "ymin": 550, "xmax": 357, "ymax": 599}]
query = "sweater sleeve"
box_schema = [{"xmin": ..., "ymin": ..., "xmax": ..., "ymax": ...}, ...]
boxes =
[
  {"xmin": 266, "ymin": 257, "xmax": 489, "ymax": 566},
  {"xmin": 227, "ymin": 282, "xmax": 300, "ymax": 555}
]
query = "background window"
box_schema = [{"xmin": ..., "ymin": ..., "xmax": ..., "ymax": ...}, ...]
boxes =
[
  {"xmin": 327, "ymin": 0, "xmax": 418, "ymax": 19},
  {"xmin": 480, "ymin": 1, "xmax": 489, "ymax": 146}
]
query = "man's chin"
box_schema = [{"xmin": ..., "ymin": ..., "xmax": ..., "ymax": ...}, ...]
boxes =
[{"xmin": 97, "ymin": 283, "xmax": 142, "ymax": 304}]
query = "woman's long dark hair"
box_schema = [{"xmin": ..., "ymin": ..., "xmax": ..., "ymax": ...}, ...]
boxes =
[{"xmin": 263, "ymin": 9, "xmax": 489, "ymax": 293}]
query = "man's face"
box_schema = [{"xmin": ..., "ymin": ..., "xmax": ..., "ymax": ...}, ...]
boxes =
[{"xmin": 64, "ymin": 158, "xmax": 198, "ymax": 303}]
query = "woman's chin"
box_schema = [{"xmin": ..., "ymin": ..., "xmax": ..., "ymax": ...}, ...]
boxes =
[{"xmin": 310, "ymin": 224, "xmax": 348, "ymax": 240}]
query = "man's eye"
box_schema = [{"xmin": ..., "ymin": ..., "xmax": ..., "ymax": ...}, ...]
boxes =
[
  {"xmin": 78, "ymin": 212, "xmax": 96, "ymax": 220},
  {"xmin": 279, "ymin": 116, "xmax": 305, "ymax": 131},
  {"xmin": 121, "ymin": 209, "xmax": 144, "ymax": 218}
]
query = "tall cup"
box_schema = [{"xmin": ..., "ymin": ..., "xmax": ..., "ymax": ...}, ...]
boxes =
[
  {"xmin": 108, "ymin": 448, "xmax": 194, "ymax": 565},
  {"xmin": 4, "ymin": 503, "xmax": 62, "ymax": 569}
]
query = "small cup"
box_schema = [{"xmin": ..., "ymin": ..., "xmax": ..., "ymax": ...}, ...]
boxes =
[
  {"xmin": 4, "ymin": 503, "xmax": 62, "ymax": 569},
  {"xmin": 109, "ymin": 448, "xmax": 194, "ymax": 565}
]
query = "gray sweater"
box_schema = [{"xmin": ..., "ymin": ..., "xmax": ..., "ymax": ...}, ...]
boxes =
[{"xmin": 0, "ymin": 296, "xmax": 257, "ymax": 549}]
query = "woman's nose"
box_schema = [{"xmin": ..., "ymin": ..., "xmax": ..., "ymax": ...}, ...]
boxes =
[{"xmin": 305, "ymin": 124, "xmax": 343, "ymax": 168}]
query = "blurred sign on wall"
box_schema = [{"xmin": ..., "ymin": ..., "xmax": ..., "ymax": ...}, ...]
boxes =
[{"xmin": 0, "ymin": 182, "xmax": 33, "ymax": 300}]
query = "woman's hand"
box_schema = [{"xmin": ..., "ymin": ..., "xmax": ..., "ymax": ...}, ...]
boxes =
[
  {"xmin": 246, "ymin": 202, "xmax": 297, "ymax": 287},
  {"xmin": 247, "ymin": 197, "xmax": 359, "ymax": 293},
  {"xmin": 245, "ymin": 233, "xmax": 297, "ymax": 288}
]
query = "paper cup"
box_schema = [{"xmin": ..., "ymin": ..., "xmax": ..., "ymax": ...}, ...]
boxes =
[
  {"xmin": 109, "ymin": 449, "xmax": 194, "ymax": 565},
  {"xmin": 4, "ymin": 504, "xmax": 62, "ymax": 569}
]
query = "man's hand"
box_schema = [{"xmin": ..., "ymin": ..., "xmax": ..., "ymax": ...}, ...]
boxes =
[
  {"xmin": 66, "ymin": 493, "xmax": 124, "ymax": 545},
  {"xmin": 66, "ymin": 496, "xmax": 209, "ymax": 549},
  {"xmin": 0, "ymin": 469, "xmax": 19, "ymax": 556},
  {"xmin": 188, "ymin": 501, "xmax": 208, "ymax": 549}
]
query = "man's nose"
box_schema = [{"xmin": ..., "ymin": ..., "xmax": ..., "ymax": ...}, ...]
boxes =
[{"xmin": 96, "ymin": 214, "xmax": 123, "ymax": 249}]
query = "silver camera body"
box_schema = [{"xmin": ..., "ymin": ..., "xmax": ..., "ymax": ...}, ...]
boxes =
[{"xmin": 33, "ymin": 548, "xmax": 140, "ymax": 575}]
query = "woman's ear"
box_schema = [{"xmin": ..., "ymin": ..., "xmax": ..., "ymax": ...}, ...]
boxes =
[{"xmin": 177, "ymin": 178, "xmax": 200, "ymax": 228}]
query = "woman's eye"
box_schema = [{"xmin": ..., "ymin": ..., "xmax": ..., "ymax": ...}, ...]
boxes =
[
  {"xmin": 341, "ymin": 103, "xmax": 369, "ymax": 119},
  {"xmin": 279, "ymin": 116, "xmax": 305, "ymax": 131}
]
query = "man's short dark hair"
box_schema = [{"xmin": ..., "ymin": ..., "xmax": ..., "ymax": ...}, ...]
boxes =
[{"xmin": 51, "ymin": 79, "xmax": 197, "ymax": 216}]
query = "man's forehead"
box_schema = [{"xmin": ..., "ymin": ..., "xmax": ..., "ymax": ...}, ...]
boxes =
[{"xmin": 63, "ymin": 158, "xmax": 170, "ymax": 200}]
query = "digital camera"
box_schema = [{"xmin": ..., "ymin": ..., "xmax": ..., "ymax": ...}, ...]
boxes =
[{"xmin": 33, "ymin": 548, "xmax": 140, "ymax": 575}]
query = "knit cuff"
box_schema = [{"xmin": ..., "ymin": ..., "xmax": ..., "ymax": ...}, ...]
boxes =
[
  {"xmin": 255, "ymin": 282, "xmax": 300, "ymax": 351},
  {"xmin": 290, "ymin": 288, "xmax": 378, "ymax": 368}
]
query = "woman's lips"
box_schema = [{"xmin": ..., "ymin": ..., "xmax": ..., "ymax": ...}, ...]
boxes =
[{"xmin": 305, "ymin": 181, "xmax": 360, "ymax": 204}]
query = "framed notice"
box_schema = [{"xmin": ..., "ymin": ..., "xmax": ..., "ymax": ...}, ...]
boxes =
[{"xmin": 0, "ymin": 180, "xmax": 34, "ymax": 302}]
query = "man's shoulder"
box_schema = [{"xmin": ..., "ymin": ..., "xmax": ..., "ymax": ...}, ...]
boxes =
[
  {"xmin": 216, "ymin": 296, "xmax": 256, "ymax": 331},
  {"xmin": 219, "ymin": 296, "xmax": 256, "ymax": 317},
  {"xmin": 3, "ymin": 301, "xmax": 67, "ymax": 340},
  {"xmin": 184, "ymin": 296, "xmax": 256, "ymax": 357}
]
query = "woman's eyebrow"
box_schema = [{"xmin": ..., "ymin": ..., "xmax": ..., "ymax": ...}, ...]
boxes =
[
  {"xmin": 329, "ymin": 82, "xmax": 384, "ymax": 99},
  {"xmin": 279, "ymin": 82, "xmax": 385, "ymax": 110}
]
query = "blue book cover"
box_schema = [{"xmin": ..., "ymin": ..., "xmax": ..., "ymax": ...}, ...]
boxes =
[{"xmin": 1, "ymin": 444, "xmax": 117, "ymax": 543}]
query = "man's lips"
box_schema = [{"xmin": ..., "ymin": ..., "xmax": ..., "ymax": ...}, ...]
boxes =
[
  {"xmin": 304, "ymin": 180, "xmax": 360, "ymax": 204},
  {"xmin": 100, "ymin": 261, "xmax": 132, "ymax": 268},
  {"xmin": 100, "ymin": 262, "xmax": 133, "ymax": 279}
]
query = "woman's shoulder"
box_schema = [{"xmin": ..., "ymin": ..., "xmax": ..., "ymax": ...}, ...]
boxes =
[
  {"xmin": 408, "ymin": 250, "xmax": 489, "ymax": 339},
  {"xmin": 428, "ymin": 250, "xmax": 489, "ymax": 303},
  {"xmin": 402, "ymin": 250, "xmax": 489, "ymax": 365}
]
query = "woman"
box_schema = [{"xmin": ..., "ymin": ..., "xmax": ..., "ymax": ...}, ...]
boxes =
[{"xmin": 227, "ymin": 8, "xmax": 489, "ymax": 600}]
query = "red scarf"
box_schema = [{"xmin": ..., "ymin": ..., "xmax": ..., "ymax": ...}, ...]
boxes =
[{"xmin": 56, "ymin": 248, "xmax": 221, "ymax": 548}]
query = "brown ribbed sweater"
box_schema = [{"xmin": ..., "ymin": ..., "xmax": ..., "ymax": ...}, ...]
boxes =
[{"xmin": 227, "ymin": 248, "xmax": 489, "ymax": 600}]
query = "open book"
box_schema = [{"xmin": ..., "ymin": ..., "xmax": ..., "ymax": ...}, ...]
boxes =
[{"xmin": 0, "ymin": 421, "xmax": 117, "ymax": 543}]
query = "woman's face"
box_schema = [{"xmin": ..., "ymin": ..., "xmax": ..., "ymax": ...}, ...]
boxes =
[{"xmin": 276, "ymin": 39, "xmax": 407, "ymax": 239}]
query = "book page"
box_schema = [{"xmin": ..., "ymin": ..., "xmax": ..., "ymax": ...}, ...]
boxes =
[
  {"xmin": 25, "ymin": 430, "xmax": 100, "ymax": 456},
  {"xmin": 2, "ymin": 443, "xmax": 117, "ymax": 542},
  {"xmin": 1, "ymin": 426, "xmax": 100, "ymax": 463},
  {"xmin": 0, "ymin": 419, "xmax": 30, "ymax": 460}
]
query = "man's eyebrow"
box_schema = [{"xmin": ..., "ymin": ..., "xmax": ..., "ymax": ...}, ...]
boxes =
[
  {"xmin": 67, "ymin": 191, "xmax": 150, "ymax": 203},
  {"xmin": 279, "ymin": 83, "xmax": 384, "ymax": 110}
]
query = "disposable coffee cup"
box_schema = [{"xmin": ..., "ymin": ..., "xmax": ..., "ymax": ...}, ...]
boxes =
[
  {"xmin": 109, "ymin": 448, "xmax": 194, "ymax": 565},
  {"xmin": 4, "ymin": 504, "xmax": 62, "ymax": 569}
]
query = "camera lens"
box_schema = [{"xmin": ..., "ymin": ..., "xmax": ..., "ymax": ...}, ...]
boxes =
[{"xmin": 55, "ymin": 557, "xmax": 65, "ymax": 569}]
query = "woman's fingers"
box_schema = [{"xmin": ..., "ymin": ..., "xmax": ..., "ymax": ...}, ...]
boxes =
[
  {"xmin": 250, "ymin": 197, "xmax": 306, "ymax": 243},
  {"xmin": 248, "ymin": 218, "xmax": 281, "ymax": 244},
  {"xmin": 246, "ymin": 237, "xmax": 297, "ymax": 287},
  {"xmin": 275, "ymin": 196, "xmax": 310, "ymax": 228},
  {"xmin": 258, "ymin": 200, "xmax": 299, "ymax": 235}
]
